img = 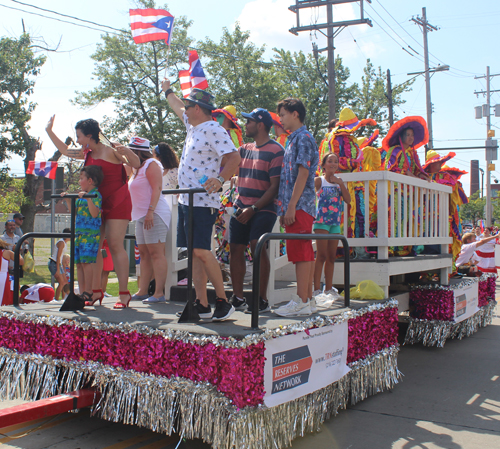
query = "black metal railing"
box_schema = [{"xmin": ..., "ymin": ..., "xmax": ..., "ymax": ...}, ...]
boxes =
[{"xmin": 250, "ymin": 233, "xmax": 350, "ymax": 330}]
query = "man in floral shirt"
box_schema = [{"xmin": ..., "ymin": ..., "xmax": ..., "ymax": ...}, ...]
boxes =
[{"xmin": 275, "ymin": 98, "xmax": 319, "ymax": 317}]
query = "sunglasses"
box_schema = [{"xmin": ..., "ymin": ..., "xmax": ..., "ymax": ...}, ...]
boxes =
[{"xmin": 184, "ymin": 103, "xmax": 196, "ymax": 110}]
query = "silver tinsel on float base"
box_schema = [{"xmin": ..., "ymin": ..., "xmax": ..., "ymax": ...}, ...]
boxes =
[
  {"xmin": 0, "ymin": 345, "xmax": 400, "ymax": 449},
  {"xmin": 404, "ymin": 300, "xmax": 497, "ymax": 347}
]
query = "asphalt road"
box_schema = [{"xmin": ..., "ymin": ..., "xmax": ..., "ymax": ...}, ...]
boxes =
[{"xmin": 1, "ymin": 316, "xmax": 499, "ymax": 449}]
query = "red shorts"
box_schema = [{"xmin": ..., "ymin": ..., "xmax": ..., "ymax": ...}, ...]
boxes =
[{"xmin": 284, "ymin": 210, "xmax": 315, "ymax": 263}]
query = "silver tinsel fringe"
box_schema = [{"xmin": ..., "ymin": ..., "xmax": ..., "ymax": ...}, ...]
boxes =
[
  {"xmin": 0, "ymin": 345, "xmax": 400, "ymax": 449},
  {"xmin": 404, "ymin": 300, "xmax": 497, "ymax": 348}
]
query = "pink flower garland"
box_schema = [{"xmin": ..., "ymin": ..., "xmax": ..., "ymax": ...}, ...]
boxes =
[
  {"xmin": 410, "ymin": 288, "xmax": 455, "ymax": 321},
  {"xmin": 0, "ymin": 306, "xmax": 399, "ymax": 407},
  {"xmin": 0, "ymin": 318, "xmax": 265, "ymax": 408},
  {"xmin": 478, "ymin": 277, "xmax": 495, "ymax": 307},
  {"xmin": 410, "ymin": 277, "xmax": 496, "ymax": 321},
  {"xmin": 347, "ymin": 307, "xmax": 399, "ymax": 363}
]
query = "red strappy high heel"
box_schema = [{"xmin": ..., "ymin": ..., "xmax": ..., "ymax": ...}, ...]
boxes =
[
  {"xmin": 114, "ymin": 291, "xmax": 132, "ymax": 309},
  {"xmin": 85, "ymin": 289, "xmax": 104, "ymax": 307}
]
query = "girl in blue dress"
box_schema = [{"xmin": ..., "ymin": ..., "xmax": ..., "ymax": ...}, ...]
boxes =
[{"xmin": 313, "ymin": 152, "xmax": 351, "ymax": 299}]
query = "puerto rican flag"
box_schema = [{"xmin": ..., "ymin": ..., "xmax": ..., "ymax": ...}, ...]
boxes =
[
  {"xmin": 26, "ymin": 161, "xmax": 58, "ymax": 179},
  {"xmin": 129, "ymin": 8, "xmax": 174, "ymax": 45},
  {"xmin": 179, "ymin": 50, "xmax": 209, "ymax": 98}
]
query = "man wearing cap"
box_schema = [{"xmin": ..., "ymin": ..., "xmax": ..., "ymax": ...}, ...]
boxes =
[
  {"xmin": 161, "ymin": 79, "xmax": 241, "ymax": 321},
  {"xmin": 13, "ymin": 213, "xmax": 25, "ymax": 238},
  {"xmin": 2, "ymin": 220, "xmax": 20, "ymax": 274},
  {"xmin": 228, "ymin": 108, "xmax": 284, "ymax": 313}
]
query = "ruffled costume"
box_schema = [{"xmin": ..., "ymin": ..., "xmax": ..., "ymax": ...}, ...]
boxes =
[
  {"xmin": 270, "ymin": 112, "xmax": 289, "ymax": 149},
  {"xmin": 212, "ymin": 105, "xmax": 244, "ymax": 148},
  {"xmin": 321, "ymin": 108, "xmax": 379, "ymax": 239},
  {"xmin": 381, "ymin": 116, "xmax": 429, "ymax": 256},
  {"xmin": 423, "ymin": 150, "xmax": 469, "ymax": 272},
  {"xmin": 85, "ymin": 152, "xmax": 132, "ymax": 221}
]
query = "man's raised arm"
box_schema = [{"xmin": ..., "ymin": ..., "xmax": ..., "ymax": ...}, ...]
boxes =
[{"xmin": 161, "ymin": 79, "xmax": 185, "ymax": 121}]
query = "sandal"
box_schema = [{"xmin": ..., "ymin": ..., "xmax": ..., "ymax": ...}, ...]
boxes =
[
  {"xmin": 85, "ymin": 289, "xmax": 104, "ymax": 307},
  {"xmin": 114, "ymin": 291, "xmax": 132, "ymax": 309}
]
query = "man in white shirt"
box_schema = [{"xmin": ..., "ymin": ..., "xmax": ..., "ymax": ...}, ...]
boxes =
[{"xmin": 161, "ymin": 80, "xmax": 241, "ymax": 321}]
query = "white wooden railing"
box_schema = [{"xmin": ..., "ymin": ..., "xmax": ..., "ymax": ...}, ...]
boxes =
[{"xmin": 163, "ymin": 172, "xmax": 453, "ymax": 300}]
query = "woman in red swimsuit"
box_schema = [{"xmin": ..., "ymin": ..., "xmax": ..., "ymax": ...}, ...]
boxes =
[{"xmin": 46, "ymin": 116, "xmax": 140, "ymax": 308}]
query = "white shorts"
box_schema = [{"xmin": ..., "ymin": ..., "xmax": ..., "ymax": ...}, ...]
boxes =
[{"xmin": 135, "ymin": 213, "xmax": 169, "ymax": 245}]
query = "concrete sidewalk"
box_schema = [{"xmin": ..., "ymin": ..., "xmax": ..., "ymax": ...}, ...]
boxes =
[{"xmin": 290, "ymin": 314, "xmax": 500, "ymax": 448}]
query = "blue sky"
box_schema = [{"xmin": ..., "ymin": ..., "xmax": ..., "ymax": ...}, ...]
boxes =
[{"xmin": 1, "ymin": 0, "xmax": 500, "ymax": 195}]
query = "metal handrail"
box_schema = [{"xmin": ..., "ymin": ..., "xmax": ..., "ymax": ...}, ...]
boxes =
[{"xmin": 251, "ymin": 233, "xmax": 351, "ymax": 330}]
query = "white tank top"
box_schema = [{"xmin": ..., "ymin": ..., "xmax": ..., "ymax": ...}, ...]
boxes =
[{"xmin": 129, "ymin": 158, "xmax": 171, "ymax": 225}]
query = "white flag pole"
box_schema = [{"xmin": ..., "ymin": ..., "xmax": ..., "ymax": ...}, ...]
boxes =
[{"xmin": 163, "ymin": 18, "xmax": 175, "ymax": 78}]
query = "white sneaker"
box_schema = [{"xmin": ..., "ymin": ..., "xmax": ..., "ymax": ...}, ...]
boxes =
[
  {"xmin": 312, "ymin": 289, "xmax": 322, "ymax": 298},
  {"xmin": 310, "ymin": 297, "xmax": 317, "ymax": 313},
  {"xmin": 275, "ymin": 297, "xmax": 312, "ymax": 317},
  {"xmin": 324, "ymin": 288, "xmax": 340, "ymax": 299}
]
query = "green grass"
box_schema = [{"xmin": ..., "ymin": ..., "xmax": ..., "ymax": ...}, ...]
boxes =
[{"xmin": 105, "ymin": 281, "xmax": 138, "ymax": 297}]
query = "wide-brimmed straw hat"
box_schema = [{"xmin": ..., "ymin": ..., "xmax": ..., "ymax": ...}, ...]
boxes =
[
  {"xmin": 423, "ymin": 150, "xmax": 456, "ymax": 170},
  {"xmin": 212, "ymin": 105, "xmax": 240, "ymax": 130},
  {"xmin": 333, "ymin": 107, "xmax": 377, "ymax": 133},
  {"xmin": 382, "ymin": 116, "xmax": 429, "ymax": 151}
]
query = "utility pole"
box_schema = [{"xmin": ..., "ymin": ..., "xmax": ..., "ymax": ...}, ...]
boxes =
[
  {"xmin": 411, "ymin": 8, "xmax": 438, "ymax": 152},
  {"xmin": 386, "ymin": 69, "xmax": 394, "ymax": 127},
  {"xmin": 289, "ymin": 0, "xmax": 372, "ymax": 122},
  {"xmin": 474, "ymin": 66, "xmax": 500, "ymax": 226}
]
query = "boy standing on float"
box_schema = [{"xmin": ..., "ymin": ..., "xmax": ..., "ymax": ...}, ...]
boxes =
[{"xmin": 274, "ymin": 98, "xmax": 319, "ymax": 317}]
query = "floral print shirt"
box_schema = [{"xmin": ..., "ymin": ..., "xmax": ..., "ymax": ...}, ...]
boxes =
[{"xmin": 277, "ymin": 126, "xmax": 319, "ymax": 217}]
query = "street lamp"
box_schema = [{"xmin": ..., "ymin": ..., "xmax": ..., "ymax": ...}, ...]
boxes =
[
  {"xmin": 479, "ymin": 167, "xmax": 484, "ymax": 198},
  {"xmin": 407, "ymin": 64, "xmax": 449, "ymax": 151}
]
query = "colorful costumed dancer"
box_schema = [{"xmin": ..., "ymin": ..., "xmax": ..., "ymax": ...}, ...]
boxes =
[
  {"xmin": 381, "ymin": 116, "xmax": 430, "ymax": 256},
  {"xmin": 323, "ymin": 107, "xmax": 379, "ymax": 238},
  {"xmin": 423, "ymin": 150, "xmax": 468, "ymax": 271},
  {"xmin": 212, "ymin": 105, "xmax": 244, "ymax": 148},
  {"xmin": 381, "ymin": 116, "xmax": 429, "ymax": 179},
  {"xmin": 270, "ymin": 112, "xmax": 289, "ymax": 149}
]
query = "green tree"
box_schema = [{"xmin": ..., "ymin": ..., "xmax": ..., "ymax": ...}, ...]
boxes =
[
  {"xmin": 351, "ymin": 59, "xmax": 414, "ymax": 135},
  {"xmin": 0, "ymin": 33, "xmax": 50, "ymax": 235},
  {"xmin": 73, "ymin": 2, "xmax": 193, "ymax": 152},
  {"xmin": 272, "ymin": 50, "xmax": 355, "ymax": 142},
  {"xmin": 459, "ymin": 191, "xmax": 485, "ymax": 225},
  {"xmin": 0, "ymin": 176, "xmax": 28, "ymax": 220},
  {"xmin": 196, "ymin": 24, "xmax": 280, "ymax": 115}
]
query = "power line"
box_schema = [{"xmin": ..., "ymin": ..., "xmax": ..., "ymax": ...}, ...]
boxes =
[
  {"xmin": 0, "ymin": 3, "xmax": 123, "ymax": 35},
  {"xmin": 8, "ymin": 0, "xmax": 125, "ymax": 33}
]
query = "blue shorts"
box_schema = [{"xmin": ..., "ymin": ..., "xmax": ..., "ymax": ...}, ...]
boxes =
[
  {"xmin": 313, "ymin": 223, "xmax": 341, "ymax": 234},
  {"xmin": 177, "ymin": 205, "xmax": 218, "ymax": 250},
  {"xmin": 229, "ymin": 211, "xmax": 277, "ymax": 246},
  {"xmin": 75, "ymin": 233, "xmax": 100, "ymax": 264},
  {"xmin": 48, "ymin": 259, "xmax": 64, "ymax": 275}
]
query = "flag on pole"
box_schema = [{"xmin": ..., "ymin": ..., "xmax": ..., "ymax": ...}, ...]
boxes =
[
  {"xmin": 26, "ymin": 161, "xmax": 58, "ymax": 179},
  {"xmin": 129, "ymin": 8, "xmax": 175, "ymax": 45},
  {"xmin": 179, "ymin": 50, "xmax": 209, "ymax": 98}
]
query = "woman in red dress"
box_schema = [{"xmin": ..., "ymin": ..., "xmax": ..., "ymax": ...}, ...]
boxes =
[{"xmin": 46, "ymin": 116, "xmax": 140, "ymax": 308}]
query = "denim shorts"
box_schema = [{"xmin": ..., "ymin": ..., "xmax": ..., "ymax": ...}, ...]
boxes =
[
  {"xmin": 48, "ymin": 259, "xmax": 64, "ymax": 275},
  {"xmin": 177, "ymin": 205, "xmax": 218, "ymax": 250},
  {"xmin": 229, "ymin": 211, "xmax": 277, "ymax": 246}
]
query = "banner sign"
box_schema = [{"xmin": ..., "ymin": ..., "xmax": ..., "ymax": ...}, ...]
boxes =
[
  {"xmin": 454, "ymin": 281, "xmax": 479, "ymax": 322},
  {"xmin": 263, "ymin": 322, "xmax": 350, "ymax": 407}
]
